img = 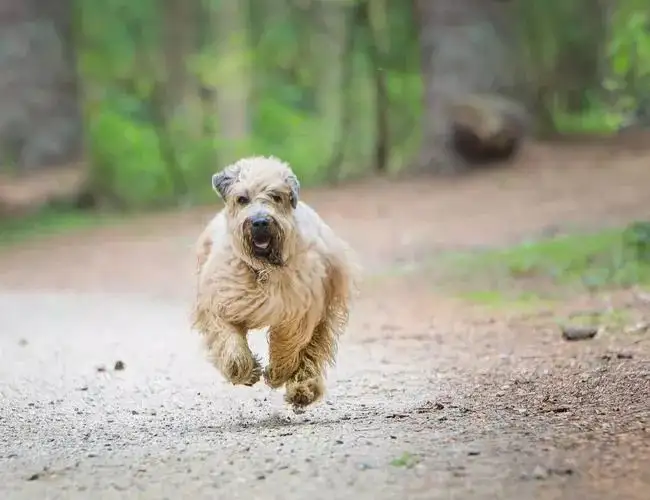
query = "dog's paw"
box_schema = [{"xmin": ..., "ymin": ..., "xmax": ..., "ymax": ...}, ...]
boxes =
[
  {"xmin": 262, "ymin": 365, "xmax": 291, "ymax": 389},
  {"xmin": 223, "ymin": 354, "xmax": 262, "ymax": 387},
  {"xmin": 284, "ymin": 376, "xmax": 325, "ymax": 410}
]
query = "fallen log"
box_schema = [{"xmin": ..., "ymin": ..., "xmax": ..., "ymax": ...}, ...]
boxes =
[{"xmin": 448, "ymin": 93, "xmax": 530, "ymax": 165}]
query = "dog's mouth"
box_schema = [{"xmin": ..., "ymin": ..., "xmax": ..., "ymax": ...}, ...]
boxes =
[
  {"xmin": 251, "ymin": 234, "xmax": 272, "ymax": 251},
  {"xmin": 249, "ymin": 223, "xmax": 276, "ymax": 257},
  {"xmin": 245, "ymin": 224, "xmax": 284, "ymax": 267},
  {"xmin": 243, "ymin": 214, "xmax": 284, "ymax": 266}
]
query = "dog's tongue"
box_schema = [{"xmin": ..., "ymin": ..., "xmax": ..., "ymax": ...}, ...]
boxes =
[{"xmin": 254, "ymin": 241, "xmax": 270, "ymax": 249}]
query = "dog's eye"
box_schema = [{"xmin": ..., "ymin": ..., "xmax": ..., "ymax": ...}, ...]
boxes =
[
  {"xmin": 236, "ymin": 195, "xmax": 249, "ymax": 205},
  {"xmin": 270, "ymin": 194, "xmax": 283, "ymax": 204}
]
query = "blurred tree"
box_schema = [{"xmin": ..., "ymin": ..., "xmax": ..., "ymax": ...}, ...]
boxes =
[
  {"xmin": 313, "ymin": 0, "xmax": 349, "ymax": 179},
  {"xmin": 515, "ymin": 0, "xmax": 609, "ymax": 134},
  {"xmin": 413, "ymin": 0, "xmax": 525, "ymax": 172},
  {"xmin": 162, "ymin": 0, "xmax": 202, "ymax": 137},
  {"xmin": 3, "ymin": 0, "xmax": 648, "ymax": 215},
  {"xmin": 0, "ymin": 0, "xmax": 83, "ymax": 172},
  {"xmin": 206, "ymin": 0, "xmax": 251, "ymax": 164}
]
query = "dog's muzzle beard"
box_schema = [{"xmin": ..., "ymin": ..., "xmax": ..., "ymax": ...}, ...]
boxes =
[{"xmin": 243, "ymin": 214, "xmax": 285, "ymax": 267}]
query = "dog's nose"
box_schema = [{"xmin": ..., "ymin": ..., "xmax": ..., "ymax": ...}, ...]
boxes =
[{"xmin": 251, "ymin": 216, "xmax": 270, "ymax": 228}]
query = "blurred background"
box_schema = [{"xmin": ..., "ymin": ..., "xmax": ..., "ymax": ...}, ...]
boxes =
[
  {"xmin": 2, "ymin": 2, "xmax": 650, "ymax": 496},
  {"xmin": 0, "ymin": 0, "xmax": 649, "ymax": 216}
]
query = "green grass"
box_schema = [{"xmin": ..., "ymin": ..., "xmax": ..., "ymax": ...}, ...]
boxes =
[
  {"xmin": 437, "ymin": 224, "xmax": 650, "ymax": 301},
  {"xmin": 455, "ymin": 289, "xmax": 555, "ymax": 311},
  {"xmin": 390, "ymin": 452, "xmax": 420, "ymax": 469},
  {"xmin": 552, "ymin": 107, "xmax": 623, "ymax": 134},
  {"xmin": 0, "ymin": 209, "xmax": 118, "ymax": 247},
  {"xmin": 557, "ymin": 309, "xmax": 631, "ymax": 331}
]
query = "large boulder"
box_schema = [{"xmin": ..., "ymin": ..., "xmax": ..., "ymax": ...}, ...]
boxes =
[{"xmin": 447, "ymin": 93, "xmax": 530, "ymax": 165}]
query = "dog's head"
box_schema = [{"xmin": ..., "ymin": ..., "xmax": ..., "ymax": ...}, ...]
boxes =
[{"xmin": 212, "ymin": 156, "xmax": 301, "ymax": 268}]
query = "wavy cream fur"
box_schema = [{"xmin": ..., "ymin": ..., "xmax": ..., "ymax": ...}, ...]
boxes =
[{"xmin": 191, "ymin": 156, "xmax": 359, "ymax": 410}]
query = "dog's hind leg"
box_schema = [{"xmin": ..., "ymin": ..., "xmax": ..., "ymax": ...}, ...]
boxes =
[
  {"xmin": 283, "ymin": 317, "xmax": 338, "ymax": 410},
  {"xmin": 193, "ymin": 309, "xmax": 262, "ymax": 386},
  {"xmin": 285, "ymin": 264, "xmax": 353, "ymax": 410},
  {"xmin": 263, "ymin": 322, "xmax": 309, "ymax": 390}
]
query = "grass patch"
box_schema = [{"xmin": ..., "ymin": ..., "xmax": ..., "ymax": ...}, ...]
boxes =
[
  {"xmin": 552, "ymin": 107, "xmax": 623, "ymax": 135},
  {"xmin": 0, "ymin": 209, "xmax": 118, "ymax": 247},
  {"xmin": 437, "ymin": 222, "xmax": 650, "ymax": 299},
  {"xmin": 557, "ymin": 309, "xmax": 631, "ymax": 331},
  {"xmin": 390, "ymin": 452, "xmax": 420, "ymax": 469},
  {"xmin": 456, "ymin": 289, "xmax": 554, "ymax": 311}
]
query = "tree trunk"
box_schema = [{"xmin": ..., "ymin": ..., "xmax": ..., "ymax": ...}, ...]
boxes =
[
  {"xmin": 209, "ymin": 0, "xmax": 251, "ymax": 164},
  {"xmin": 413, "ymin": 0, "xmax": 523, "ymax": 173},
  {"xmin": 0, "ymin": 0, "xmax": 86, "ymax": 215},
  {"xmin": 162, "ymin": 0, "xmax": 202, "ymax": 137},
  {"xmin": 0, "ymin": 0, "xmax": 83, "ymax": 172},
  {"xmin": 364, "ymin": 0, "xmax": 390, "ymax": 173},
  {"xmin": 313, "ymin": 0, "xmax": 348, "ymax": 173}
]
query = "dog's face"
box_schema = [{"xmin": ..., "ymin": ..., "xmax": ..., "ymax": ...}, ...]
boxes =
[{"xmin": 212, "ymin": 156, "xmax": 300, "ymax": 268}]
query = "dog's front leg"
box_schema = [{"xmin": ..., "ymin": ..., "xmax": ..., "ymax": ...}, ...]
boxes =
[{"xmin": 194, "ymin": 310, "xmax": 262, "ymax": 386}]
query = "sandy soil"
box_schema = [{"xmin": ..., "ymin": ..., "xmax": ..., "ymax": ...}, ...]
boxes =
[{"xmin": 1, "ymin": 141, "xmax": 650, "ymax": 499}]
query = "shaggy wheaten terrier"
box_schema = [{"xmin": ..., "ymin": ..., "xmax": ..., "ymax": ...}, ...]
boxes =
[{"xmin": 191, "ymin": 156, "xmax": 358, "ymax": 410}]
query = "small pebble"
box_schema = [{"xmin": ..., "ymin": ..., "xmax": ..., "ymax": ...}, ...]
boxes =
[
  {"xmin": 561, "ymin": 326, "xmax": 598, "ymax": 341},
  {"xmin": 114, "ymin": 360, "xmax": 126, "ymax": 371},
  {"xmin": 532, "ymin": 465, "xmax": 548, "ymax": 480}
]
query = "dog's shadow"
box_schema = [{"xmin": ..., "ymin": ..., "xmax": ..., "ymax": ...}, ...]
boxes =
[
  {"xmin": 224, "ymin": 412, "xmax": 350, "ymax": 434},
  {"xmin": 202, "ymin": 407, "xmax": 369, "ymax": 435}
]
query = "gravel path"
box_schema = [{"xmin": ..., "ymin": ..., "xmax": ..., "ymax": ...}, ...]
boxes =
[{"xmin": 2, "ymin": 143, "xmax": 650, "ymax": 499}]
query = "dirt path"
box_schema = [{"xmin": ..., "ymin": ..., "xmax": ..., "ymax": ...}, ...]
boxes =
[{"xmin": 1, "ymin": 142, "xmax": 650, "ymax": 499}]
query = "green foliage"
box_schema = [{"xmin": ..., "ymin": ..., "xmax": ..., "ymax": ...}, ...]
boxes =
[
  {"xmin": 550, "ymin": 104, "xmax": 623, "ymax": 134},
  {"xmin": 88, "ymin": 107, "xmax": 173, "ymax": 208},
  {"xmin": 71, "ymin": 0, "xmax": 650, "ymax": 209},
  {"xmin": 76, "ymin": 0, "xmax": 421, "ymax": 209},
  {"xmin": 607, "ymin": 5, "xmax": 650, "ymax": 103},
  {"xmin": 515, "ymin": 0, "xmax": 650, "ymax": 135}
]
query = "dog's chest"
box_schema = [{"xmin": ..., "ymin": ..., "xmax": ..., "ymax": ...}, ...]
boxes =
[{"xmin": 245, "ymin": 265, "xmax": 325, "ymax": 328}]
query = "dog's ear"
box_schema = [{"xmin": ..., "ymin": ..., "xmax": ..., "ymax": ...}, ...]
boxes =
[
  {"xmin": 211, "ymin": 164, "xmax": 240, "ymax": 201},
  {"xmin": 286, "ymin": 173, "xmax": 300, "ymax": 209}
]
